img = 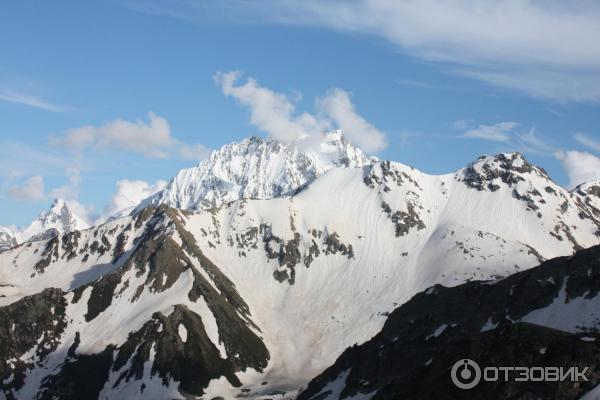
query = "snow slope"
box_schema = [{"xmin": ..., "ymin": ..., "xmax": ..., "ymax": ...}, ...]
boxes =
[
  {"xmin": 177, "ymin": 153, "xmax": 600, "ymax": 395},
  {"xmin": 298, "ymin": 245, "xmax": 600, "ymax": 400},
  {"xmin": 1, "ymin": 140, "xmax": 600, "ymax": 399}
]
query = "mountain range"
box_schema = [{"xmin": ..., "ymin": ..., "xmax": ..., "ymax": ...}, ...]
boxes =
[{"xmin": 1, "ymin": 132, "xmax": 600, "ymax": 399}]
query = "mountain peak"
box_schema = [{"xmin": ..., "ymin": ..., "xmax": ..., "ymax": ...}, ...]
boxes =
[
  {"xmin": 458, "ymin": 152, "xmax": 550, "ymax": 192},
  {"xmin": 0, "ymin": 226, "xmax": 17, "ymax": 251},
  {"xmin": 17, "ymin": 198, "xmax": 90, "ymax": 243},
  {"xmin": 146, "ymin": 131, "xmax": 372, "ymax": 210}
]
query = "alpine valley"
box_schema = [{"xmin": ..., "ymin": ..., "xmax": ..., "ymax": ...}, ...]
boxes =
[{"xmin": 1, "ymin": 131, "xmax": 600, "ymax": 400}]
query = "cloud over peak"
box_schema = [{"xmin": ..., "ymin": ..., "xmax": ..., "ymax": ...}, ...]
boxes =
[{"xmin": 214, "ymin": 70, "xmax": 387, "ymax": 153}]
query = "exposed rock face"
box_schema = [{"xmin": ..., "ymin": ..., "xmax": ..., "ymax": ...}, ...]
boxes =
[
  {"xmin": 298, "ymin": 245, "xmax": 600, "ymax": 400},
  {"xmin": 1, "ymin": 146, "xmax": 600, "ymax": 398},
  {"xmin": 0, "ymin": 206, "xmax": 269, "ymax": 399},
  {"xmin": 459, "ymin": 152, "xmax": 542, "ymax": 191},
  {"xmin": 143, "ymin": 131, "xmax": 372, "ymax": 210},
  {"xmin": 574, "ymin": 181, "xmax": 600, "ymax": 219}
]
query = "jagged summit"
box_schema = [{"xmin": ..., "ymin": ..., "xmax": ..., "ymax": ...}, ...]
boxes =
[
  {"xmin": 457, "ymin": 152, "xmax": 551, "ymax": 192},
  {"xmin": 144, "ymin": 130, "xmax": 371, "ymax": 210},
  {"xmin": 15, "ymin": 198, "xmax": 90, "ymax": 244}
]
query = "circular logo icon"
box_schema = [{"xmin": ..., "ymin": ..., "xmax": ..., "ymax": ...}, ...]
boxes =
[{"xmin": 451, "ymin": 359, "xmax": 481, "ymax": 389}]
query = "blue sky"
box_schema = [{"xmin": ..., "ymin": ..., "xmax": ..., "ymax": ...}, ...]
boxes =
[{"xmin": 1, "ymin": 0, "xmax": 600, "ymax": 226}]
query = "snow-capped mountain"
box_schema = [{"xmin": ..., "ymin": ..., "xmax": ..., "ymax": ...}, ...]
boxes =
[
  {"xmin": 1, "ymin": 138, "xmax": 600, "ymax": 399},
  {"xmin": 0, "ymin": 227, "xmax": 17, "ymax": 252},
  {"xmin": 144, "ymin": 130, "xmax": 371, "ymax": 210},
  {"xmin": 298, "ymin": 244, "xmax": 600, "ymax": 400},
  {"xmin": 2, "ymin": 199, "xmax": 91, "ymax": 250}
]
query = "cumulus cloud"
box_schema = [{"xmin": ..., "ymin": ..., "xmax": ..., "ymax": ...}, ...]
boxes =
[
  {"xmin": 53, "ymin": 112, "xmax": 174, "ymax": 158},
  {"xmin": 6, "ymin": 167, "xmax": 85, "ymax": 204},
  {"xmin": 143, "ymin": 0, "xmax": 600, "ymax": 102},
  {"xmin": 214, "ymin": 71, "xmax": 328, "ymax": 143},
  {"xmin": 103, "ymin": 179, "xmax": 166, "ymax": 219},
  {"xmin": 317, "ymin": 89, "xmax": 387, "ymax": 152},
  {"xmin": 48, "ymin": 168, "xmax": 82, "ymax": 200},
  {"xmin": 65, "ymin": 200, "xmax": 97, "ymax": 226},
  {"xmin": 556, "ymin": 150, "xmax": 600, "ymax": 188},
  {"xmin": 9, "ymin": 175, "xmax": 46, "ymax": 201},
  {"xmin": 214, "ymin": 71, "xmax": 387, "ymax": 153},
  {"xmin": 51, "ymin": 112, "xmax": 211, "ymax": 161},
  {"xmin": 463, "ymin": 122, "xmax": 517, "ymax": 142}
]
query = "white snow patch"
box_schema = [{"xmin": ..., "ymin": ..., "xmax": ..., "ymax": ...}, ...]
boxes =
[
  {"xmin": 178, "ymin": 323, "xmax": 188, "ymax": 342},
  {"xmin": 480, "ymin": 317, "xmax": 498, "ymax": 333},
  {"xmin": 426, "ymin": 323, "xmax": 448, "ymax": 340}
]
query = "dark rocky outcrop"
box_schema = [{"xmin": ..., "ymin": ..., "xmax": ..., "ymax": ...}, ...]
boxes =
[
  {"xmin": 0, "ymin": 205, "xmax": 270, "ymax": 399},
  {"xmin": 299, "ymin": 245, "xmax": 600, "ymax": 400},
  {"xmin": 0, "ymin": 288, "xmax": 68, "ymax": 397}
]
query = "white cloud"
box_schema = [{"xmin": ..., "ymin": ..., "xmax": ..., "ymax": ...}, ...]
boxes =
[
  {"xmin": 455, "ymin": 68, "xmax": 600, "ymax": 103},
  {"xmin": 158, "ymin": 0, "xmax": 600, "ymax": 102},
  {"xmin": 556, "ymin": 150, "xmax": 600, "ymax": 188},
  {"xmin": 65, "ymin": 199, "xmax": 97, "ymax": 226},
  {"xmin": 48, "ymin": 168, "xmax": 82, "ymax": 200},
  {"xmin": 0, "ymin": 90, "xmax": 66, "ymax": 112},
  {"xmin": 103, "ymin": 179, "xmax": 166, "ymax": 218},
  {"xmin": 6, "ymin": 167, "xmax": 84, "ymax": 204},
  {"xmin": 53, "ymin": 112, "xmax": 174, "ymax": 158},
  {"xmin": 317, "ymin": 89, "xmax": 387, "ymax": 152},
  {"xmin": 463, "ymin": 122, "xmax": 517, "ymax": 142},
  {"xmin": 452, "ymin": 119, "xmax": 472, "ymax": 130},
  {"xmin": 9, "ymin": 175, "xmax": 45, "ymax": 201},
  {"xmin": 515, "ymin": 129, "xmax": 555, "ymax": 154},
  {"xmin": 51, "ymin": 112, "xmax": 211, "ymax": 161},
  {"xmin": 214, "ymin": 71, "xmax": 387, "ymax": 153},
  {"xmin": 459, "ymin": 122, "xmax": 554, "ymax": 155},
  {"xmin": 214, "ymin": 71, "xmax": 328, "ymax": 143},
  {"xmin": 575, "ymin": 133, "xmax": 600, "ymax": 153}
]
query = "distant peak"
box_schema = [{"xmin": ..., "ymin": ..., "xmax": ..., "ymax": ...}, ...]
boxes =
[
  {"xmin": 49, "ymin": 198, "xmax": 68, "ymax": 211},
  {"xmin": 468, "ymin": 152, "xmax": 548, "ymax": 176}
]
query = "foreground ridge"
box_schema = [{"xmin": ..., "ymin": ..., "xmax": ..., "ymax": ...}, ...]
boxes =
[{"xmin": 299, "ymin": 245, "xmax": 600, "ymax": 400}]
